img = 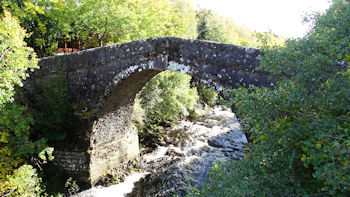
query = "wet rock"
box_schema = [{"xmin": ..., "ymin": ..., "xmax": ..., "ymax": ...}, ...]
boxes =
[
  {"xmin": 127, "ymin": 106, "xmax": 247, "ymax": 197},
  {"xmin": 76, "ymin": 106, "xmax": 247, "ymax": 196}
]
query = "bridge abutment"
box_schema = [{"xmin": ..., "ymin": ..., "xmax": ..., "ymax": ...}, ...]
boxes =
[{"xmin": 89, "ymin": 106, "xmax": 139, "ymax": 185}]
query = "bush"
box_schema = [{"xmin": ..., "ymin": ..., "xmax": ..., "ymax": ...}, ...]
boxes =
[
  {"xmin": 135, "ymin": 71, "xmax": 199, "ymax": 147},
  {"xmin": 197, "ymin": 82, "xmax": 218, "ymax": 107},
  {"xmin": 0, "ymin": 103, "xmax": 47, "ymax": 181},
  {"xmin": 138, "ymin": 71, "xmax": 199, "ymax": 125},
  {"xmin": 0, "ymin": 165, "xmax": 43, "ymax": 196},
  {"xmin": 194, "ymin": 1, "xmax": 350, "ymax": 196}
]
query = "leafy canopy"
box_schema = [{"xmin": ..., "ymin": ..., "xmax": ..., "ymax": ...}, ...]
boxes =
[
  {"xmin": 2, "ymin": 0, "xmax": 198, "ymax": 55},
  {"xmin": 0, "ymin": 165, "xmax": 43, "ymax": 196},
  {"xmin": 74, "ymin": 0, "xmax": 198, "ymax": 46}
]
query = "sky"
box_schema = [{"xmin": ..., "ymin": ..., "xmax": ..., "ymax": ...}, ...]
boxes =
[{"xmin": 192, "ymin": 0, "xmax": 332, "ymax": 38}]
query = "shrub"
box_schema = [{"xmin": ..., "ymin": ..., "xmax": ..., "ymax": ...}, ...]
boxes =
[
  {"xmin": 138, "ymin": 71, "xmax": 199, "ymax": 125},
  {"xmin": 0, "ymin": 165, "xmax": 43, "ymax": 196},
  {"xmin": 196, "ymin": 82, "xmax": 218, "ymax": 107},
  {"xmin": 194, "ymin": 1, "xmax": 350, "ymax": 196},
  {"xmin": 0, "ymin": 103, "xmax": 47, "ymax": 181},
  {"xmin": 135, "ymin": 71, "xmax": 199, "ymax": 147}
]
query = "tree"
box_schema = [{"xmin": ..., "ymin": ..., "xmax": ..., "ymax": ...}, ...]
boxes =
[
  {"xmin": 196, "ymin": 0, "xmax": 350, "ymax": 196},
  {"xmin": 169, "ymin": 0, "xmax": 197, "ymax": 39},
  {"xmin": 135, "ymin": 71, "xmax": 199, "ymax": 147},
  {"xmin": 196, "ymin": 9, "xmax": 256, "ymax": 47},
  {"xmin": 46, "ymin": 0, "xmax": 81, "ymax": 46},
  {"xmin": 0, "ymin": 11, "xmax": 50, "ymax": 196},
  {"xmin": 1, "ymin": 0, "xmax": 198, "ymax": 55},
  {"xmin": 76, "ymin": 0, "xmax": 197, "ymax": 47},
  {"xmin": 255, "ymin": 31, "xmax": 285, "ymax": 48},
  {"xmin": 196, "ymin": 9, "xmax": 228, "ymax": 43},
  {"xmin": 1, "ymin": 0, "xmax": 57, "ymax": 57},
  {"xmin": 138, "ymin": 71, "xmax": 199, "ymax": 125},
  {"xmin": 0, "ymin": 11, "xmax": 38, "ymax": 107},
  {"xmin": 196, "ymin": 9, "xmax": 257, "ymax": 47},
  {"xmin": 75, "ymin": 0, "xmax": 129, "ymax": 47},
  {"xmin": 195, "ymin": 9, "xmax": 285, "ymax": 48}
]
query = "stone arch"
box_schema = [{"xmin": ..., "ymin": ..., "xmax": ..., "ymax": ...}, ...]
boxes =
[
  {"xmin": 89, "ymin": 61, "xmax": 228, "ymax": 184},
  {"xmin": 26, "ymin": 37, "xmax": 272, "ymax": 185}
]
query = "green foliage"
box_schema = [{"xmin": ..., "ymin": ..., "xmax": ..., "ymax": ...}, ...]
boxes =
[
  {"xmin": 1, "ymin": 0, "xmax": 58, "ymax": 57},
  {"xmin": 0, "ymin": 103, "xmax": 46, "ymax": 182},
  {"xmin": 196, "ymin": 9, "xmax": 257, "ymax": 47},
  {"xmin": 196, "ymin": 82, "xmax": 218, "ymax": 107},
  {"xmin": 138, "ymin": 71, "xmax": 199, "ymax": 125},
  {"xmin": 2, "ymin": 0, "xmax": 197, "ymax": 55},
  {"xmin": 38, "ymin": 147, "xmax": 54, "ymax": 164},
  {"xmin": 74, "ymin": 0, "xmax": 197, "ymax": 47},
  {"xmin": 0, "ymin": 11, "xmax": 38, "ymax": 106},
  {"xmin": 28, "ymin": 72, "xmax": 80, "ymax": 147},
  {"xmin": 195, "ymin": 9, "xmax": 285, "ymax": 48},
  {"xmin": 135, "ymin": 71, "xmax": 199, "ymax": 147},
  {"xmin": 255, "ymin": 31, "xmax": 285, "ymax": 48},
  {"xmin": 0, "ymin": 103, "xmax": 49, "ymax": 196},
  {"xmin": 137, "ymin": 123, "xmax": 164, "ymax": 148},
  {"xmin": 40, "ymin": 162, "xmax": 70, "ymax": 195},
  {"xmin": 1, "ymin": 0, "xmax": 284, "ymax": 57},
  {"xmin": 196, "ymin": 9, "xmax": 227, "ymax": 43},
  {"xmin": 0, "ymin": 164, "xmax": 43, "ymax": 196},
  {"xmin": 0, "ymin": 8, "xmax": 51, "ymax": 197},
  {"xmin": 170, "ymin": 0, "xmax": 198, "ymax": 39},
  {"xmin": 65, "ymin": 177, "xmax": 80, "ymax": 196},
  {"xmin": 195, "ymin": 1, "xmax": 350, "ymax": 196},
  {"xmin": 135, "ymin": 72, "xmax": 220, "ymax": 148}
]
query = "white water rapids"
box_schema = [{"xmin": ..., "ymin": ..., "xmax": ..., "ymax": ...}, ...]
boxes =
[{"xmin": 74, "ymin": 106, "xmax": 247, "ymax": 197}]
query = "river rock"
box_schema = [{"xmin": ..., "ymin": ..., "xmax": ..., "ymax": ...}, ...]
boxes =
[
  {"xmin": 127, "ymin": 106, "xmax": 247, "ymax": 197},
  {"xmin": 74, "ymin": 106, "xmax": 247, "ymax": 197}
]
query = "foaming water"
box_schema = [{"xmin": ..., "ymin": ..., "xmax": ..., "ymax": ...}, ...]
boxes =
[
  {"xmin": 74, "ymin": 106, "xmax": 246, "ymax": 197},
  {"xmin": 94, "ymin": 172, "xmax": 150, "ymax": 197},
  {"xmin": 127, "ymin": 106, "xmax": 247, "ymax": 196},
  {"xmin": 74, "ymin": 172, "xmax": 149, "ymax": 197}
]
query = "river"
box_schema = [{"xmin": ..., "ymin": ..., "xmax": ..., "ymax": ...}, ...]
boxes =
[{"xmin": 74, "ymin": 106, "xmax": 247, "ymax": 197}]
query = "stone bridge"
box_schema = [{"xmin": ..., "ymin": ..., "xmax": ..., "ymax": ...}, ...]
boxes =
[{"xmin": 26, "ymin": 37, "xmax": 271, "ymax": 185}]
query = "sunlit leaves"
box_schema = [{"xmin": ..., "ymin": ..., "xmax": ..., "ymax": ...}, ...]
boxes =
[
  {"xmin": 138, "ymin": 71, "xmax": 199, "ymax": 124},
  {"xmin": 0, "ymin": 103, "xmax": 41, "ymax": 180},
  {"xmin": 0, "ymin": 11, "xmax": 38, "ymax": 107},
  {"xmin": 38, "ymin": 147, "xmax": 54, "ymax": 164},
  {"xmin": 0, "ymin": 165, "xmax": 43, "ymax": 196},
  {"xmin": 70, "ymin": 0, "xmax": 197, "ymax": 47},
  {"xmin": 135, "ymin": 71, "xmax": 199, "ymax": 147},
  {"xmin": 196, "ymin": 0, "xmax": 350, "ymax": 196}
]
